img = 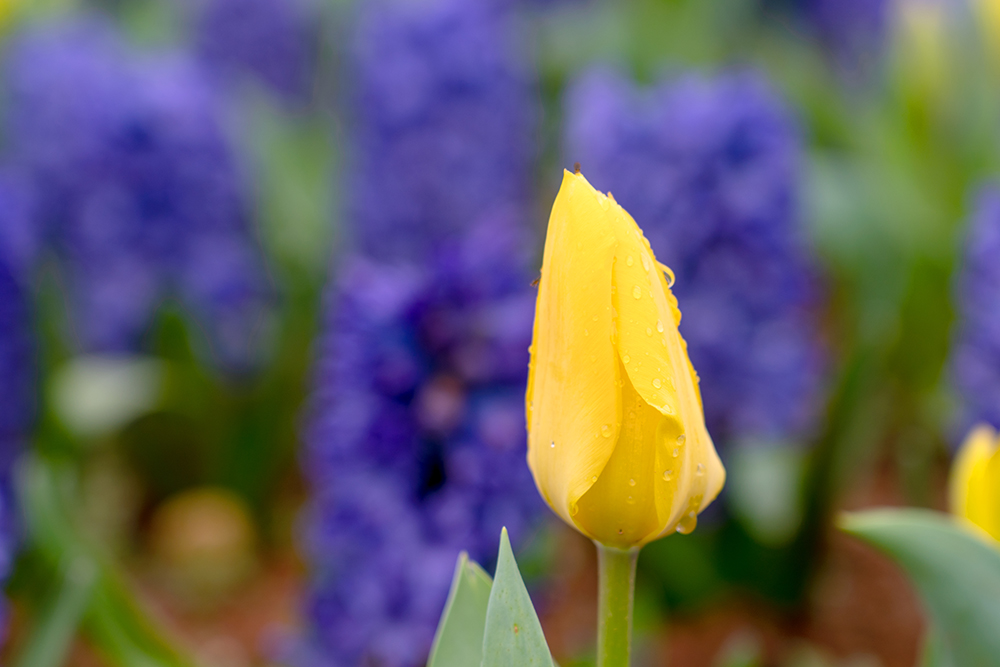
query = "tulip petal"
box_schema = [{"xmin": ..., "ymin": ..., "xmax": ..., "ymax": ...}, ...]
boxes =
[
  {"xmin": 526, "ymin": 170, "xmax": 622, "ymax": 529},
  {"xmin": 608, "ymin": 201, "xmax": 724, "ymax": 540},
  {"xmin": 951, "ymin": 424, "xmax": 1000, "ymax": 541}
]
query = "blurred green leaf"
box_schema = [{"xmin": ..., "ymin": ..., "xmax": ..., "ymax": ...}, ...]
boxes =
[
  {"xmin": 17, "ymin": 455, "xmax": 201, "ymax": 667},
  {"xmin": 428, "ymin": 552, "xmax": 493, "ymax": 667},
  {"xmin": 13, "ymin": 556, "xmax": 98, "ymax": 667},
  {"xmin": 841, "ymin": 508, "xmax": 1000, "ymax": 666},
  {"xmin": 481, "ymin": 528, "xmax": 554, "ymax": 667}
]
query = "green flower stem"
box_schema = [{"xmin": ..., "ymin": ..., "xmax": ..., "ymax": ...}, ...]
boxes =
[{"xmin": 595, "ymin": 543, "xmax": 639, "ymax": 667}]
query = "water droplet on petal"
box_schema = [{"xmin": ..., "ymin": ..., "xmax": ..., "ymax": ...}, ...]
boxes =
[
  {"xmin": 592, "ymin": 476, "xmax": 598, "ymax": 483},
  {"xmin": 550, "ymin": 441, "xmax": 556, "ymax": 449},
  {"xmin": 672, "ymin": 448, "xmax": 679, "ymax": 457},
  {"xmin": 676, "ymin": 512, "xmax": 697, "ymax": 534},
  {"xmin": 601, "ymin": 424, "xmax": 612, "ymax": 438},
  {"xmin": 626, "ymin": 255, "xmax": 634, "ymax": 267},
  {"xmin": 696, "ymin": 463, "xmax": 706, "ymax": 476},
  {"xmin": 584, "ymin": 329, "xmax": 589, "ymax": 336},
  {"xmin": 677, "ymin": 434, "xmax": 686, "ymax": 445},
  {"xmin": 628, "ymin": 478, "xmax": 636, "ymax": 487},
  {"xmin": 641, "ymin": 254, "xmax": 650, "ymax": 271},
  {"xmin": 662, "ymin": 470, "xmax": 674, "ymax": 481},
  {"xmin": 593, "ymin": 315, "xmax": 598, "ymax": 322},
  {"xmin": 652, "ymin": 378, "xmax": 662, "ymax": 389},
  {"xmin": 623, "ymin": 354, "xmax": 631, "ymax": 364},
  {"xmin": 656, "ymin": 320, "xmax": 664, "ymax": 333},
  {"xmin": 646, "ymin": 327, "xmax": 652, "ymax": 336},
  {"xmin": 632, "ymin": 285, "xmax": 642, "ymax": 299},
  {"xmin": 626, "ymin": 495, "xmax": 635, "ymax": 504}
]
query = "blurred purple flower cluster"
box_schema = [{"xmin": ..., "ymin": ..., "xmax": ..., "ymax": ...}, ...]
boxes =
[
  {"xmin": 2, "ymin": 17, "xmax": 268, "ymax": 368},
  {"xmin": 952, "ymin": 187, "xmax": 1000, "ymax": 434},
  {"xmin": 184, "ymin": 0, "xmax": 319, "ymax": 102},
  {"xmin": 566, "ymin": 68, "xmax": 824, "ymax": 448},
  {"xmin": 297, "ymin": 1, "xmax": 542, "ymax": 665},
  {"xmin": 345, "ymin": 0, "xmax": 537, "ymax": 262},
  {"xmin": 806, "ymin": 0, "xmax": 888, "ymax": 60},
  {"xmin": 0, "ymin": 189, "xmax": 34, "ymax": 642}
]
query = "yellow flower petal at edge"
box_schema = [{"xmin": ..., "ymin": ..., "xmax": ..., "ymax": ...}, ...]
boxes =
[
  {"xmin": 526, "ymin": 169, "xmax": 725, "ymax": 550},
  {"xmin": 950, "ymin": 423, "xmax": 1000, "ymax": 542}
]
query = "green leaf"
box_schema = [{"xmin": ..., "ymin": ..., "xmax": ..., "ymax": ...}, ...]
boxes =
[
  {"xmin": 428, "ymin": 552, "xmax": 493, "ymax": 667},
  {"xmin": 14, "ymin": 556, "xmax": 98, "ymax": 667},
  {"xmin": 480, "ymin": 528, "xmax": 554, "ymax": 667},
  {"xmin": 841, "ymin": 509, "xmax": 1000, "ymax": 666}
]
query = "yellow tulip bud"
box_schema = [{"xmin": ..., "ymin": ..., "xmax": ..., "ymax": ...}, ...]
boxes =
[
  {"xmin": 525, "ymin": 169, "xmax": 725, "ymax": 549},
  {"xmin": 949, "ymin": 424, "xmax": 1000, "ymax": 542}
]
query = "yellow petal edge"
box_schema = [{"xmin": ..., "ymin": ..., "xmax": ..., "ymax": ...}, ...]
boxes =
[
  {"xmin": 950, "ymin": 423, "xmax": 1000, "ymax": 543},
  {"xmin": 526, "ymin": 170, "xmax": 725, "ymax": 548}
]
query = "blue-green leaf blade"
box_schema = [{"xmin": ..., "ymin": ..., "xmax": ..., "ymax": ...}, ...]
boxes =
[
  {"xmin": 480, "ymin": 528, "xmax": 553, "ymax": 667},
  {"xmin": 428, "ymin": 552, "xmax": 493, "ymax": 667},
  {"xmin": 841, "ymin": 508, "xmax": 1000, "ymax": 667}
]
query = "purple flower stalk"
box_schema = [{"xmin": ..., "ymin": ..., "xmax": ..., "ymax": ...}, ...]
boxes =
[
  {"xmin": 952, "ymin": 186, "xmax": 1000, "ymax": 434},
  {"xmin": 298, "ymin": 1, "xmax": 541, "ymax": 665},
  {"xmin": 184, "ymin": 0, "xmax": 320, "ymax": 102},
  {"xmin": 0, "ymin": 246, "xmax": 34, "ymax": 644},
  {"xmin": 3, "ymin": 17, "xmax": 268, "ymax": 368},
  {"xmin": 345, "ymin": 0, "xmax": 536, "ymax": 262},
  {"xmin": 566, "ymin": 67, "xmax": 824, "ymax": 447}
]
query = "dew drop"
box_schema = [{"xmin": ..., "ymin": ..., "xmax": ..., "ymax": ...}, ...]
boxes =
[
  {"xmin": 696, "ymin": 463, "xmax": 706, "ymax": 476},
  {"xmin": 632, "ymin": 285, "xmax": 642, "ymax": 299},
  {"xmin": 656, "ymin": 320, "xmax": 664, "ymax": 333},
  {"xmin": 628, "ymin": 478, "xmax": 636, "ymax": 487},
  {"xmin": 641, "ymin": 254, "xmax": 650, "ymax": 271},
  {"xmin": 623, "ymin": 354, "xmax": 631, "ymax": 364},
  {"xmin": 672, "ymin": 448, "xmax": 680, "ymax": 457},
  {"xmin": 626, "ymin": 495, "xmax": 635, "ymax": 505},
  {"xmin": 646, "ymin": 327, "xmax": 652, "ymax": 336},
  {"xmin": 592, "ymin": 476, "xmax": 598, "ymax": 483},
  {"xmin": 677, "ymin": 434, "xmax": 686, "ymax": 445},
  {"xmin": 676, "ymin": 512, "xmax": 697, "ymax": 535},
  {"xmin": 593, "ymin": 315, "xmax": 598, "ymax": 322},
  {"xmin": 584, "ymin": 328, "xmax": 589, "ymax": 336},
  {"xmin": 652, "ymin": 378, "xmax": 662, "ymax": 389},
  {"xmin": 601, "ymin": 424, "xmax": 612, "ymax": 438},
  {"xmin": 662, "ymin": 470, "xmax": 674, "ymax": 481},
  {"xmin": 626, "ymin": 255, "xmax": 634, "ymax": 267},
  {"xmin": 663, "ymin": 404, "xmax": 674, "ymax": 415},
  {"xmin": 550, "ymin": 441, "xmax": 556, "ymax": 449}
]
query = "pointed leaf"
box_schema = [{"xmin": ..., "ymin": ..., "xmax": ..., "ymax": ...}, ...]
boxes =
[
  {"xmin": 481, "ymin": 529, "xmax": 553, "ymax": 667},
  {"xmin": 428, "ymin": 552, "xmax": 493, "ymax": 667},
  {"xmin": 841, "ymin": 509, "xmax": 1000, "ymax": 667}
]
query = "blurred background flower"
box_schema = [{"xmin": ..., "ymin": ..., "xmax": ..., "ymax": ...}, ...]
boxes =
[
  {"xmin": 3, "ymin": 16, "xmax": 269, "ymax": 369},
  {"xmin": 295, "ymin": 1, "xmax": 543, "ymax": 664}
]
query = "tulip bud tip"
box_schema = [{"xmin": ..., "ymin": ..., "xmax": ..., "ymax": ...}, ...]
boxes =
[{"xmin": 573, "ymin": 162, "xmax": 581, "ymax": 174}]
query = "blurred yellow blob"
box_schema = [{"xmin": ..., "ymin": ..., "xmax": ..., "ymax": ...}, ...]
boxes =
[
  {"xmin": 525, "ymin": 169, "xmax": 725, "ymax": 549},
  {"xmin": 0, "ymin": 0, "xmax": 16, "ymax": 32},
  {"xmin": 148, "ymin": 487, "xmax": 258, "ymax": 607},
  {"xmin": 950, "ymin": 424, "xmax": 1000, "ymax": 542},
  {"xmin": 894, "ymin": 0, "xmax": 950, "ymax": 104},
  {"xmin": 974, "ymin": 0, "xmax": 1000, "ymax": 67}
]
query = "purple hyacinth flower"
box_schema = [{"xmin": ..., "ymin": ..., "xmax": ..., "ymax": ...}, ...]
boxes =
[
  {"xmin": 3, "ymin": 16, "xmax": 269, "ymax": 369},
  {"xmin": 345, "ymin": 0, "xmax": 537, "ymax": 262},
  {"xmin": 297, "ymin": 2, "xmax": 542, "ymax": 663},
  {"xmin": 951, "ymin": 186, "xmax": 1000, "ymax": 435},
  {"xmin": 0, "ymin": 247, "xmax": 35, "ymax": 643},
  {"xmin": 300, "ymin": 215, "xmax": 543, "ymax": 666},
  {"xmin": 566, "ymin": 67, "xmax": 824, "ymax": 448},
  {"xmin": 183, "ymin": 0, "xmax": 320, "ymax": 102}
]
